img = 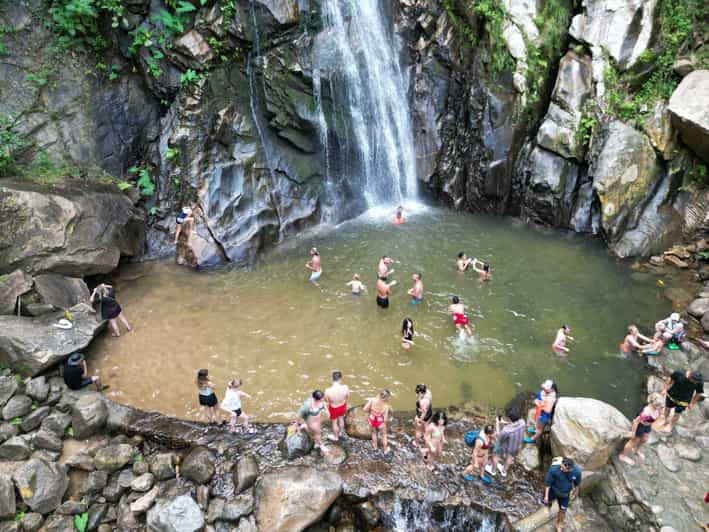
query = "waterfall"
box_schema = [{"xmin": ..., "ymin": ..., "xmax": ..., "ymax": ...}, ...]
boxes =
[
  {"xmin": 388, "ymin": 499, "xmax": 509, "ymax": 532},
  {"xmin": 315, "ymin": 0, "xmax": 417, "ymax": 205}
]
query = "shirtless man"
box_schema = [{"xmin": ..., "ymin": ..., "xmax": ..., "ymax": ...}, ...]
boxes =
[
  {"xmin": 376, "ymin": 275, "xmax": 397, "ymax": 309},
  {"xmin": 305, "ymin": 247, "xmax": 322, "ymax": 285},
  {"xmin": 457, "ymin": 252, "xmax": 473, "ymax": 272},
  {"xmin": 325, "ymin": 371, "xmax": 350, "ymax": 442},
  {"xmin": 378, "ymin": 256, "xmax": 396, "ymax": 278},
  {"xmin": 620, "ymin": 325, "xmax": 651, "ymax": 355},
  {"xmin": 408, "ymin": 273, "xmax": 424, "ymax": 305},
  {"xmin": 552, "ymin": 325, "xmax": 574, "ymax": 355},
  {"xmin": 449, "ymin": 296, "xmax": 474, "ymax": 338}
]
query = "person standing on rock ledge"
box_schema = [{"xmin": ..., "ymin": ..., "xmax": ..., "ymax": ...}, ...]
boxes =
[
  {"xmin": 174, "ymin": 205, "xmax": 195, "ymax": 243},
  {"xmin": 657, "ymin": 369, "xmax": 704, "ymax": 434},
  {"xmin": 297, "ymin": 390, "xmax": 326, "ymax": 449},
  {"xmin": 325, "ymin": 371, "xmax": 349, "ymax": 442},
  {"xmin": 544, "ymin": 457, "xmax": 582, "ymax": 532}
]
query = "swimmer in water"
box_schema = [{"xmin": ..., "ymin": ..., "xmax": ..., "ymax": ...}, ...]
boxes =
[
  {"xmin": 378, "ymin": 256, "xmax": 396, "ymax": 278},
  {"xmin": 401, "ymin": 317, "xmax": 415, "ymax": 349},
  {"xmin": 376, "ymin": 275, "xmax": 397, "ymax": 309},
  {"xmin": 305, "ymin": 247, "xmax": 322, "ymax": 286},
  {"xmin": 457, "ymin": 252, "xmax": 473, "ymax": 272},
  {"xmin": 552, "ymin": 325, "xmax": 574, "ymax": 356},
  {"xmin": 407, "ymin": 272, "xmax": 424, "ymax": 305},
  {"xmin": 393, "ymin": 205, "xmax": 405, "ymax": 224},
  {"xmin": 620, "ymin": 325, "xmax": 651, "ymax": 355},
  {"xmin": 472, "ymin": 259, "xmax": 492, "ymax": 281},
  {"xmin": 449, "ymin": 296, "xmax": 474, "ymax": 339},
  {"xmin": 346, "ymin": 274, "xmax": 366, "ymax": 296}
]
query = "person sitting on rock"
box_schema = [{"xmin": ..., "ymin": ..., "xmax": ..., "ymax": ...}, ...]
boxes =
[
  {"xmin": 657, "ymin": 369, "xmax": 704, "ymax": 434},
  {"xmin": 619, "ymin": 392, "xmax": 662, "ymax": 465},
  {"xmin": 639, "ymin": 324, "xmax": 665, "ymax": 356},
  {"xmin": 544, "ymin": 457, "xmax": 582, "ymax": 532},
  {"xmin": 658, "ymin": 313, "xmax": 685, "ymax": 345},
  {"xmin": 62, "ymin": 352, "xmax": 104, "ymax": 391},
  {"xmin": 174, "ymin": 205, "xmax": 195, "ymax": 243},
  {"xmin": 297, "ymin": 390, "xmax": 326, "ymax": 449}
]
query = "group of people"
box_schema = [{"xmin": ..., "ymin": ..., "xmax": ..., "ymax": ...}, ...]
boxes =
[{"xmin": 621, "ymin": 312, "xmax": 687, "ymax": 357}]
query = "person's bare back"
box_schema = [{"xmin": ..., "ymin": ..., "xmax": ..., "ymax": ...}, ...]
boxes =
[{"xmin": 325, "ymin": 382, "xmax": 349, "ymax": 408}]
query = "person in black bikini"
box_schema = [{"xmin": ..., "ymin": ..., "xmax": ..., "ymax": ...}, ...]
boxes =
[
  {"xmin": 401, "ymin": 318, "xmax": 415, "ymax": 349},
  {"xmin": 90, "ymin": 283, "xmax": 132, "ymax": 337},
  {"xmin": 414, "ymin": 383, "xmax": 432, "ymax": 449}
]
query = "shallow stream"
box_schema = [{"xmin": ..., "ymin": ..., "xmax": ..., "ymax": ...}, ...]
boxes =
[{"xmin": 90, "ymin": 205, "xmax": 670, "ymax": 420}]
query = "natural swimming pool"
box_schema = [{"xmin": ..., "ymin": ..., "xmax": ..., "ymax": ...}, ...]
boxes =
[{"xmin": 89, "ymin": 205, "xmax": 670, "ymax": 420}]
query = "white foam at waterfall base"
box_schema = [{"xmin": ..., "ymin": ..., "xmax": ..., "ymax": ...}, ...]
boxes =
[{"xmin": 315, "ymin": 0, "xmax": 417, "ymax": 206}]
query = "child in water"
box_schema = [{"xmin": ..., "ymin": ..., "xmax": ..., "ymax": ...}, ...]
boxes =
[
  {"xmin": 221, "ymin": 378, "xmax": 255, "ymax": 433},
  {"xmin": 472, "ymin": 259, "xmax": 492, "ymax": 281},
  {"xmin": 346, "ymin": 274, "xmax": 366, "ymax": 296},
  {"xmin": 196, "ymin": 369, "xmax": 221, "ymax": 424}
]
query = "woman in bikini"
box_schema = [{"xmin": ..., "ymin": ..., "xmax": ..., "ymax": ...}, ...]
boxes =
[
  {"xmin": 364, "ymin": 389, "xmax": 391, "ymax": 454},
  {"xmin": 297, "ymin": 390, "xmax": 326, "ymax": 448},
  {"xmin": 414, "ymin": 384, "xmax": 432, "ymax": 449},
  {"xmin": 619, "ymin": 392, "xmax": 662, "ymax": 465},
  {"xmin": 423, "ymin": 410, "xmax": 447, "ymax": 471},
  {"xmin": 401, "ymin": 318, "xmax": 415, "ymax": 350},
  {"xmin": 464, "ymin": 424, "xmax": 495, "ymax": 483}
]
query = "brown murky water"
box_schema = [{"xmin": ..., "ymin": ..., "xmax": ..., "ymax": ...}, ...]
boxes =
[{"xmin": 89, "ymin": 206, "xmax": 671, "ymax": 421}]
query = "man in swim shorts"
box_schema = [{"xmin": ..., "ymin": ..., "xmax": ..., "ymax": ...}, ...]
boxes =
[
  {"xmin": 378, "ymin": 256, "xmax": 396, "ymax": 278},
  {"xmin": 305, "ymin": 247, "xmax": 322, "ymax": 285},
  {"xmin": 407, "ymin": 272, "xmax": 424, "ymax": 304},
  {"xmin": 544, "ymin": 457, "xmax": 582, "ymax": 531},
  {"xmin": 449, "ymin": 295, "xmax": 473, "ymax": 338},
  {"xmin": 376, "ymin": 275, "xmax": 396, "ymax": 309},
  {"xmin": 658, "ymin": 369, "xmax": 704, "ymax": 434},
  {"xmin": 552, "ymin": 325, "xmax": 573, "ymax": 355},
  {"xmin": 324, "ymin": 371, "xmax": 350, "ymax": 442}
]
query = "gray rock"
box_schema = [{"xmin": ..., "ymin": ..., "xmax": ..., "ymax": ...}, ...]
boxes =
[
  {"xmin": 703, "ymin": 312, "xmax": 709, "ymax": 333},
  {"xmin": 518, "ymin": 444, "xmax": 541, "ymax": 471},
  {"xmin": 181, "ymin": 446, "xmax": 215, "ymax": 484},
  {"xmin": 207, "ymin": 491, "xmax": 254, "ymax": 523},
  {"xmin": 0, "ymin": 376, "xmax": 18, "ymax": 408},
  {"xmin": 255, "ymin": 466, "xmax": 342, "ymax": 532},
  {"xmin": 146, "ymin": 495, "xmax": 205, "ymax": 532},
  {"xmin": 130, "ymin": 485, "xmax": 159, "ymax": 514},
  {"xmin": 24, "ymin": 377, "xmax": 49, "ymax": 402},
  {"xmin": 149, "ymin": 452, "xmax": 175, "ymax": 480},
  {"xmin": 2, "ymin": 395, "xmax": 32, "ymax": 420},
  {"xmin": 133, "ymin": 459, "xmax": 149, "ymax": 475},
  {"xmin": 19, "ymin": 406, "xmax": 50, "ymax": 432},
  {"xmin": 40, "ymin": 411, "xmax": 72, "ymax": 436},
  {"xmin": 33, "ymin": 274, "xmax": 90, "ymax": 310},
  {"xmin": 0, "ymin": 270, "xmax": 33, "ymax": 315},
  {"xmin": 657, "ymin": 444, "xmax": 681, "ymax": 472},
  {"xmin": 81, "ymin": 470, "xmax": 108, "ymax": 495},
  {"xmin": 688, "ymin": 297, "xmax": 709, "ymax": 318},
  {"xmin": 72, "ymin": 394, "xmax": 108, "ymax": 438},
  {"xmin": 668, "ymin": 70, "xmax": 709, "ymax": 163},
  {"xmin": 39, "ymin": 514, "xmax": 74, "ymax": 531},
  {"xmin": 321, "ymin": 443, "xmax": 347, "ymax": 466},
  {"xmin": 94, "ymin": 444, "xmax": 134, "ymax": 472},
  {"xmin": 675, "ymin": 442, "xmax": 701, "ymax": 461},
  {"xmin": 0, "ymin": 422, "xmax": 18, "ymax": 443},
  {"xmin": 102, "ymin": 474, "xmax": 127, "ymax": 503},
  {"xmin": 117, "ymin": 469, "xmax": 135, "ymax": 489},
  {"xmin": 643, "ymin": 101, "xmax": 676, "ymax": 155},
  {"xmin": 131, "ymin": 472, "xmax": 154, "ymax": 492},
  {"xmin": 174, "ymin": 30, "xmax": 214, "ymax": 65},
  {"xmin": 56, "ymin": 499, "xmax": 87, "ymax": 515},
  {"xmin": 0, "ymin": 435, "xmax": 30, "ymax": 461},
  {"xmin": 18, "ymin": 513, "xmax": 42, "ymax": 532},
  {"xmin": 32, "ymin": 429, "xmax": 63, "ymax": 452},
  {"xmin": 0, "ymin": 303, "xmax": 105, "ymax": 376},
  {"xmin": 12, "ymin": 458, "xmax": 68, "ymax": 514},
  {"xmin": 278, "ymin": 430, "xmax": 314, "ymax": 460},
  {"xmin": 87, "ymin": 503, "xmax": 108, "ymax": 531},
  {"xmin": 64, "ymin": 452, "xmax": 95, "ymax": 471},
  {"xmin": 233, "ymin": 454, "xmax": 259, "ymax": 494},
  {"xmin": 0, "ymin": 475, "xmax": 15, "ymax": 519},
  {"xmin": 31, "ymin": 449, "xmax": 60, "ymax": 462}
]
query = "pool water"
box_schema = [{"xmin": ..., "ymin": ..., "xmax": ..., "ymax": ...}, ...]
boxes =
[{"xmin": 89, "ymin": 205, "xmax": 669, "ymax": 420}]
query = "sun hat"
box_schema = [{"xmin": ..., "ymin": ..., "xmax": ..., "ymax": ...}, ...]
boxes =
[
  {"xmin": 670, "ymin": 312, "xmax": 680, "ymax": 321},
  {"xmin": 67, "ymin": 353, "xmax": 84, "ymax": 366},
  {"xmin": 541, "ymin": 379, "xmax": 554, "ymax": 391},
  {"xmin": 53, "ymin": 318, "xmax": 73, "ymax": 330}
]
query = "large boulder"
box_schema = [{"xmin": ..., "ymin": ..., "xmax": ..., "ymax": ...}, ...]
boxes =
[
  {"xmin": 12, "ymin": 458, "xmax": 69, "ymax": 514},
  {"xmin": 0, "ymin": 270, "xmax": 33, "ymax": 315},
  {"xmin": 0, "ymin": 303, "xmax": 104, "ymax": 376},
  {"xmin": 0, "ymin": 435, "xmax": 31, "ymax": 461},
  {"xmin": 0, "ymin": 474, "xmax": 15, "ymax": 519},
  {"xmin": 32, "ymin": 274, "xmax": 90, "ymax": 310},
  {"xmin": 71, "ymin": 394, "xmax": 108, "ymax": 439},
  {"xmin": 255, "ymin": 466, "xmax": 342, "ymax": 532},
  {"xmin": 550, "ymin": 397, "xmax": 631, "ymax": 470},
  {"xmin": 669, "ymin": 70, "xmax": 709, "ymax": 162},
  {"xmin": 146, "ymin": 495, "xmax": 204, "ymax": 532},
  {"xmin": 590, "ymin": 121, "xmax": 662, "ymax": 244},
  {"xmin": 233, "ymin": 454, "xmax": 259, "ymax": 494},
  {"xmin": 278, "ymin": 429, "xmax": 314, "ymax": 460},
  {"xmin": 344, "ymin": 406, "xmax": 373, "ymax": 440},
  {"xmin": 181, "ymin": 446, "xmax": 215, "ymax": 484},
  {"xmin": 569, "ymin": 0, "xmax": 657, "ymax": 70},
  {"xmin": 0, "ymin": 375, "xmax": 18, "ymax": 408},
  {"xmin": 0, "ymin": 181, "xmax": 146, "ymax": 277}
]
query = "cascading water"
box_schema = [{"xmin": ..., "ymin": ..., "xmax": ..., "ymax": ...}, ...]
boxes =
[
  {"xmin": 314, "ymin": 0, "xmax": 417, "ymax": 206},
  {"xmin": 388, "ymin": 499, "xmax": 509, "ymax": 532}
]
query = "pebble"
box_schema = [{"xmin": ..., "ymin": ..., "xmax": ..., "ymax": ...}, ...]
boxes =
[{"xmin": 675, "ymin": 443, "xmax": 701, "ymax": 462}]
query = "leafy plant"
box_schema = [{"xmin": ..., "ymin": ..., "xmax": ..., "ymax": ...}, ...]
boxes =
[
  {"xmin": 129, "ymin": 166, "xmax": 156, "ymax": 196},
  {"xmin": 108, "ymin": 64, "xmax": 120, "ymax": 80},
  {"xmin": 149, "ymin": 206, "xmax": 158, "ymax": 215},
  {"xmin": 179, "ymin": 68, "xmax": 206, "ymax": 86},
  {"xmin": 166, "ymin": 147, "xmax": 180, "ymax": 160},
  {"xmin": 696, "ymin": 251, "xmax": 709, "ymax": 261},
  {"xmin": 14, "ymin": 512, "xmax": 25, "ymax": 523},
  {"xmin": 0, "ymin": 115, "xmax": 30, "ymax": 177},
  {"xmin": 31, "ymin": 401, "xmax": 38, "ymax": 411},
  {"xmin": 66, "ymin": 426, "xmax": 75, "ymax": 437},
  {"xmin": 134, "ymin": 453, "xmax": 144, "ymax": 461},
  {"xmin": 117, "ymin": 181, "xmax": 132, "ymax": 190},
  {"xmin": 9, "ymin": 417, "xmax": 23, "ymax": 425},
  {"xmin": 74, "ymin": 511, "xmax": 89, "ymax": 532},
  {"xmin": 440, "ymin": 0, "xmax": 477, "ymax": 48},
  {"xmin": 221, "ymin": 0, "xmax": 236, "ymax": 21},
  {"xmin": 470, "ymin": 0, "xmax": 514, "ymax": 75},
  {"xmin": 26, "ymin": 68, "xmax": 51, "ymax": 88}
]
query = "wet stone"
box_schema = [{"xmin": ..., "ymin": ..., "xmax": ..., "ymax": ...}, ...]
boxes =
[
  {"xmin": 131, "ymin": 472, "xmax": 154, "ymax": 492},
  {"xmin": 33, "ymin": 428, "xmax": 63, "ymax": 452},
  {"xmin": 0, "ymin": 436, "xmax": 30, "ymax": 461},
  {"xmin": 149, "ymin": 452, "xmax": 176, "ymax": 480},
  {"xmin": 182, "ymin": 446, "xmax": 215, "ymax": 484},
  {"xmin": 0, "ymin": 376, "xmax": 18, "ymax": 409},
  {"xmin": 132, "ymin": 459, "xmax": 149, "ymax": 475},
  {"xmin": 233, "ymin": 454, "xmax": 259, "ymax": 494},
  {"xmin": 117, "ymin": 469, "xmax": 135, "ymax": 489},
  {"xmin": 657, "ymin": 444, "xmax": 681, "ymax": 472},
  {"xmin": 2, "ymin": 395, "xmax": 32, "ymax": 420},
  {"xmin": 0, "ymin": 423, "xmax": 18, "ymax": 443},
  {"xmin": 18, "ymin": 513, "xmax": 43, "ymax": 532},
  {"xmin": 19, "ymin": 406, "xmax": 51, "ymax": 432},
  {"xmin": 24, "ymin": 377, "xmax": 49, "ymax": 403},
  {"xmin": 65, "ymin": 452, "xmax": 95, "ymax": 471},
  {"xmin": 40, "ymin": 411, "xmax": 72, "ymax": 436},
  {"xmin": 56, "ymin": 499, "xmax": 87, "ymax": 515},
  {"xmin": 87, "ymin": 503, "xmax": 108, "ymax": 531},
  {"xmin": 94, "ymin": 444, "xmax": 134, "ymax": 472},
  {"xmin": 81, "ymin": 470, "xmax": 109, "ymax": 495}
]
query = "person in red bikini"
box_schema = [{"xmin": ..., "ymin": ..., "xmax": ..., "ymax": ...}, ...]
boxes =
[
  {"xmin": 449, "ymin": 296, "xmax": 474, "ymax": 339},
  {"xmin": 364, "ymin": 389, "xmax": 392, "ymax": 454},
  {"xmin": 324, "ymin": 371, "xmax": 350, "ymax": 442}
]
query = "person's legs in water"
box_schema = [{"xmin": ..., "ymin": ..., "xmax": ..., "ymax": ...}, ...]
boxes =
[{"xmin": 118, "ymin": 312, "xmax": 132, "ymax": 333}]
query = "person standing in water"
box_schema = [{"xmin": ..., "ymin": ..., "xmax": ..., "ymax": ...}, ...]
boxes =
[
  {"xmin": 408, "ymin": 272, "xmax": 424, "ymax": 305},
  {"xmin": 620, "ymin": 325, "xmax": 652, "ymax": 355},
  {"xmin": 378, "ymin": 256, "xmax": 396, "ymax": 278},
  {"xmin": 449, "ymin": 296, "xmax": 474, "ymax": 339},
  {"xmin": 401, "ymin": 318, "xmax": 415, "ymax": 349},
  {"xmin": 297, "ymin": 390, "xmax": 326, "ymax": 449},
  {"xmin": 393, "ymin": 205, "xmax": 405, "ymax": 224},
  {"xmin": 376, "ymin": 275, "xmax": 397, "ymax": 309},
  {"xmin": 471, "ymin": 259, "xmax": 492, "ymax": 281},
  {"xmin": 346, "ymin": 274, "xmax": 366, "ymax": 296},
  {"xmin": 423, "ymin": 411, "xmax": 447, "ymax": 471},
  {"xmin": 324, "ymin": 371, "xmax": 350, "ymax": 442},
  {"xmin": 414, "ymin": 384, "xmax": 432, "ymax": 449},
  {"xmin": 457, "ymin": 252, "xmax": 473, "ymax": 272},
  {"xmin": 552, "ymin": 325, "xmax": 573, "ymax": 355},
  {"xmin": 364, "ymin": 389, "xmax": 392, "ymax": 454},
  {"xmin": 220, "ymin": 378, "xmax": 255, "ymax": 433},
  {"xmin": 90, "ymin": 283, "xmax": 132, "ymax": 338},
  {"xmin": 305, "ymin": 247, "xmax": 322, "ymax": 285},
  {"xmin": 196, "ymin": 369, "xmax": 221, "ymax": 425}
]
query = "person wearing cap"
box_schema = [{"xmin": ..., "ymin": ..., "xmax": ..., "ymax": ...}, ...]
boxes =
[
  {"xmin": 525, "ymin": 380, "xmax": 558, "ymax": 444},
  {"xmin": 658, "ymin": 369, "xmax": 704, "ymax": 434},
  {"xmin": 62, "ymin": 353, "xmax": 104, "ymax": 391},
  {"xmin": 544, "ymin": 457, "xmax": 582, "ymax": 531},
  {"xmin": 658, "ymin": 313, "xmax": 685, "ymax": 344}
]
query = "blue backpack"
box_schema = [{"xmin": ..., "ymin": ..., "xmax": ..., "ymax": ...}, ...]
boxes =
[{"xmin": 465, "ymin": 430, "xmax": 483, "ymax": 447}]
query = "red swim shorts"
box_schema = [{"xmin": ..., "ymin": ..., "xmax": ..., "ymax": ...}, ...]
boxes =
[
  {"xmin": 328, "ymin": 403, "xmax": 347, "ymax": 420},
  {"xmin": 368, "ymin": 414, "xmax": 385, "ymax": 429},
  {"xmin": 454, "ymin": 313, "xmax": 469, "ymax": 326}
]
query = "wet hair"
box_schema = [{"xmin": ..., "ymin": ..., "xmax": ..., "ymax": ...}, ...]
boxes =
[
  {"xmin": 562, "ymin": 324, "xmax": 569, "ymax": 331},
  {"xmin": 505, "ymin": 408, "xmax": 521, "ymax": 422},
  {"xmin": 379, "ymin": 275, "xmax": 388, "ymax": 281},
  {"xmin": 483, "ymin": 263, "xmax": 490, "ymax": 272},
  {"xmin": 332, "ymin": 371, "xmax": 342, "ymax": 382},
  {"xmin": 196, "ymin": 369, "xmax": 209, "ymax": 387},
  {"xmin": 353, "ymin": 273, "xmax": 360, "ymax": 280},
  {"xmin": 414, "ymin": 272, "xmax": 422, "ymax": 280},
  {"xmin": 228, "ymin": 378, "xmax": 242, "ymax": 389},
  {"xmin": 628, "ymin": 325, "xmax": 637, "ymax": 334},
  {"xmin": 431, "ymin": 410, "xmax": 447, "ymax": 426},
  {"xmin": 458, "ymin": 252, "xmax": 465, "ymax": 258},
  {"xmin": 382, "ymin": 255, "xmax": 389, "ymax": 260},
  {"xmin": 415, "ymin": 384, "xmax": 427, "ymax": 395},
  {"xmin": 452, "ymin": 296, "xmax": 460, "ymax": 304},
  {"xmin": 562, "ymin": 457, "xmax": 574, "ymax": 469},
  {"xmin": 483, "ymin": 424, "xmax": 494, "ymax": 435},
  {"xmin": 402, "ymin": 318, "xmax": 414, "ymax": 335},
  {"xmin": 312, "ymin": 390, "xmax": 325, "ymax": 401}
]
